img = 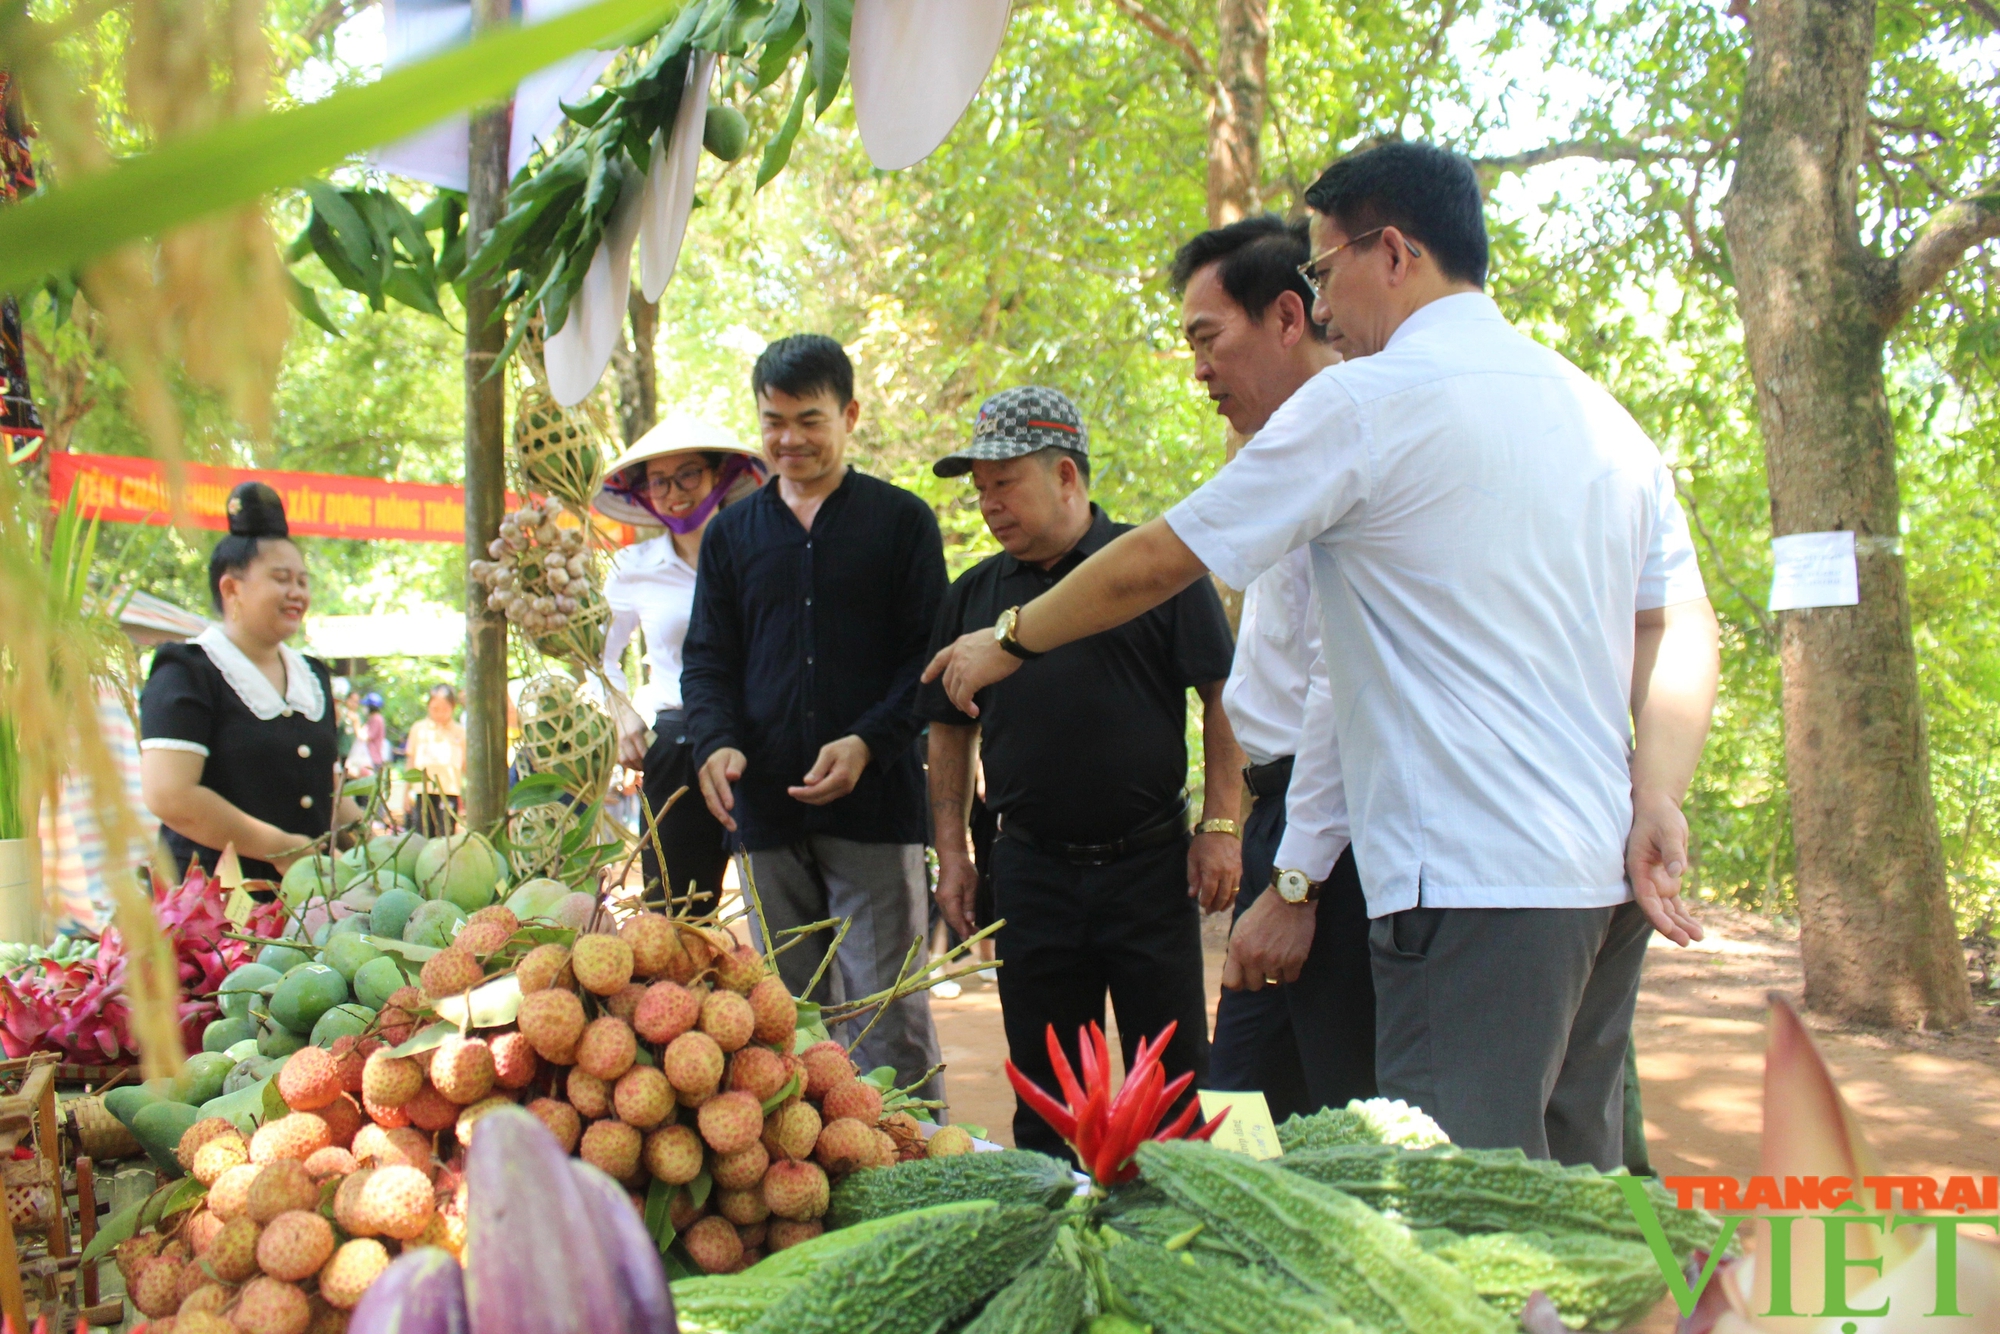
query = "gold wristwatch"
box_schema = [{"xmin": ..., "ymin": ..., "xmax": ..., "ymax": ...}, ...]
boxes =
[
  {"xmin": 1272, "ymin": 868, "xmax": 1324, "ymax": 904},
  {"xmin": 994, "ymin": 606, "xmax": 1044, "ymax": 660},
  {"xmin": 1196, "ymin": 818, "xmax": 1241, "ymax": 838}
]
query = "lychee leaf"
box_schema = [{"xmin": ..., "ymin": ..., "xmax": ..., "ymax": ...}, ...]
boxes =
[
  {"xmin": 261, "ymin": 1077, "xmax": 290, "ymax": 1126},
  {"xmin": 791, "ymin": 1000, "xmax": 827, "ymax": 1050},
  {"xmin": 643, "ymin": 1177, "xmax": 677, "ymax": 1256},
  {"xmin": 433, "ymin": 975, "xmax": 522, "ymax": 1030},
  {"xmin": 759, "ymin": 1073, "xmax": 800, "ymax": 1114},
  {"xmin": 860, "ymin": 1066, "xmax": 897, "ymax": 1091},
  {"xmin": 687, "ymin": 1169, "xmax": 713, "ymax": 1210},
  {"xmin": 364, "ymin": 936, "xmax": 443, "ymax": 963},
  {"xmin": 390, "ymin": 1020, "xmax": 459, "ymax": 1058}
]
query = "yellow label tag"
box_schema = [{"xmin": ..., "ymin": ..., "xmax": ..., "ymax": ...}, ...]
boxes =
[
  {"xmin": 224, "ymin": 887, "xmax": 255, "ymax": 927},
  {"xmin": 216, "ymin": 843, "xmax": 244, "ymax": 889},
  {"xmin": 1197, "ymin": 1090, "xmax": 1282, "ymax": 1160}
]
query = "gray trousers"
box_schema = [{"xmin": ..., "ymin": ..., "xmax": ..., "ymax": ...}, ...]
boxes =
[
  {"xmin": 1370, "ymin": 899, "xmax": 1651, "ymax": 1169},
  {"xmin": 744, "ymin": 837, "xmax": 943, "ymax": 1104}
]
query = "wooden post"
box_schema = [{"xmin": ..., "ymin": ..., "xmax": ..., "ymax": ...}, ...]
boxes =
[
  {"xmin": 462, "ymin": 0, "xmax": 514, "ymax": 832},
  {"xmin": 74, "ymin": 1155, "xmax": 96, "ymax": 1309},
  {"xmin": 35, "ymin": 1068, "xmax": 64, "ymax": 1261}
]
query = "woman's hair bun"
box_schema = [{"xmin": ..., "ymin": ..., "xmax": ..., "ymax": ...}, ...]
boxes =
[{"xmin": 226, "ymin": 481, "xmax": 289, "ymax": 539}]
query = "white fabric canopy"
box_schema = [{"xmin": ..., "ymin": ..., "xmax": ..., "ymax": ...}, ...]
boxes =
[{"xmin": 850, "ymin": 0, "xmax": 1013, "ymax": 171}]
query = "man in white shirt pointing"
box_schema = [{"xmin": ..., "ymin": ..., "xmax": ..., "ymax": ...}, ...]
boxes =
[{"xmin": 926, "ymin": 141, "xmax": 1721, "ymax": 1168}]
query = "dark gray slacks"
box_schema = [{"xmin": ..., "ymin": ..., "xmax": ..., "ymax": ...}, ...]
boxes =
[{"xmin": 1370, "ymin": 898, "xmax": 1651, "ymax": 1169}]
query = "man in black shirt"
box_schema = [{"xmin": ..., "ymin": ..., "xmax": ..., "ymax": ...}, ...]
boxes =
[
  {"xmin": 683, "ymin": 335, "xmax": 947, "ymax": 1099},
  {"xmin": 920, "ymin": 387, "xmax": 1243, "ymax": 1159}
]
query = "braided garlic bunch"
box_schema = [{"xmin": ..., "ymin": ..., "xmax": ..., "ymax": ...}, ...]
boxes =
[{"xmin": 471, "ymin": 502, "xmax": 594, "ymax": 639}]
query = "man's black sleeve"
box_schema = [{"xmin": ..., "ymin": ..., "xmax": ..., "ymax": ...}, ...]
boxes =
[
  {"xmin": 848, "ymin": 493, "xmax": 949, "ymax": 765},
  {"xmin": 1171, "ymin": 572, "xmax": 1238, "ymax": 688},
  {"xmin": 915, "ymin": 571, "xmax": 978, "ymax": 728},
  {"xmin": 681, "ymin": 519, "xmax": 745, "ymax": 767}
]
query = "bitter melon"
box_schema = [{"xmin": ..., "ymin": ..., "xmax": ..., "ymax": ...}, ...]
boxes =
[
  {"xmin": 1423, "ymin": 1229, "xmax": 1668, "ymax": 1332},
  {"xmin": 1276, "ymin": 1098, "xmax": 1450, "ymax": 1152},
  {"xmin": 745, "ymin": 1202, "xmax": 1060, "ymax": 1334},
  {"xmin": 1135, "ymin": 1140, "xmax": 1511, "ymax": 1334},
  {"xmin": 961, "ymin": 1258, "xmax": 1090, "ymax": 1334},
  {"xmin": 1103, "ymin": 1239, "xmax": 1365, "ymax": 1334},
  {"xmin": 1097, "ymin": 1200, "xmax": 1257, "ymax": 1266},
  {"xmin": 1279, "ymin": 1144, "xmax": 1725, "ymax": 1261},
  {"xmin": 824, "ymin": 1148, "xmax": 1076, "ymax": 1228}
]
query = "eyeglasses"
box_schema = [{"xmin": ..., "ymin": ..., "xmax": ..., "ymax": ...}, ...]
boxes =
[
  {"xmin": 642, "ymin": 464, "xmax": 713, "ymax": 496},
  {"xmin": 1296, "ymin": 227, "xmax": 1424, "ymax": 299}
]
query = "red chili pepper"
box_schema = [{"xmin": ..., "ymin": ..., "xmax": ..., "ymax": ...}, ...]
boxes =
[
  {"xmin": 1008, "ymin": 1020, "xmax": 1215, "ymax": 1186},
  {"xmin": 1004, "ymin": 1060, "xmax": 1077, "ymax": 1140},
  {"xmin": 1045, "ymin": 1025, "xmax": 1087, "ymax": 1110}
]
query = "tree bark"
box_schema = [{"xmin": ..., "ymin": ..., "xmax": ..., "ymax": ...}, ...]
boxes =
[
  {"xmin": 1206, "ymin": 0, "xmax": 1268, "ymax": 226},
  {"xmin": 616, "ymin": 285, "xmax": 659, "ymax": 445},
  {"xmin": 460, "ymin": 0, "xmax": 512, "ymax": 833},
  {"xmin": 1721, "ymin": 0, "xmax": 1971, "ymax": 1027}
]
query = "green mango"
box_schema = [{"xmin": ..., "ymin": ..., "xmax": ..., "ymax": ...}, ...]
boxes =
[
  {"xmin": 505, "ymin": 878, "xmax": 571, "ymax": 923},
  {"xmin": 311, "ymin": 1003, "xmax": 376, "ymax": 1047},
  {"xmin": 370, "ymin": 887, "xmax": 424, "ymax": 943},
  {"xmin": 224, "ymin": 1054, "xmax": 280, "ymax": 1095},
  {"xmin": 402, "ymin": 899, "xmax": 467, "ymax": 949},
  {"xmin": 258, "ymin": 943, "xmax": 313, "ymax": 975},
  {"xmin": 381, "ymin": 831, "xmax": 428, "ymax": 881},
  {"xmin": 703, "ymin": 104, "xmax": 750, "ymax": 161},
  {"xmin": 101, "ymin": 1085, "xmax": 160, "ymax": 1129},
  {"xmin": 352, "ymin": 954, "xmax": 408, "ymax": 1011},
  {"xmin": 203, "ymin": 1015, "xmax": 259, "ymax": 1054},
  {"xmin": 279, "ymin": 854, "xmax": 338, "ymax": 908},
  {"xmin": 219, "ymin": 962, "xmax": 283, "ymax": 1019},
  {"xmin": 414, "ymin": 832, "xmax": 504, "ymax": 911},
  {"xmin": 131, "ymin": 1101, "xmax": 201, "ymax": 1177},
  {"xmin": 172, "ymin": 1051, "xmax": 235, "ymax": 1105},
  {"xmin": 198, "ymin": 1077, "xmax": 272, "ymax": 1135},
  {"xmin": 323, "ymin": 931, "xmax": 385, "ymax": 982},
  {"xmin": 259, "ymin": 1025, "xmax": 308, "ymax": 1059},
  {"xmin": 223, "ymin": 1038, "xmax": 262, "ymax": 1063},
  {"xmin": 270, "ymin": 963, "xmax": 348, "ymax": 1033}
]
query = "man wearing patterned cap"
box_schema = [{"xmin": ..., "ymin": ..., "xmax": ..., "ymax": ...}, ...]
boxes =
[{"xmin": 918, "ymin": 386, "xmax": 1244, "ymax": 1162}]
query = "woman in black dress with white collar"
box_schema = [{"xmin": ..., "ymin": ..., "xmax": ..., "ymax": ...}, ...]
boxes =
[{"xmin": 140, "ymin": 482, "xmax": 361, "ymax": 882}]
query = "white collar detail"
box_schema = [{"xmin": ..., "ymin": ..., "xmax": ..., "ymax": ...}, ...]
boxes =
[{"xmin": 192, "ymin": 624, "xmax": 326, "ymax": 722}]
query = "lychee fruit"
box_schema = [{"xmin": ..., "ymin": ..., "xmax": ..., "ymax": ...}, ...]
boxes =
[
  {"xmin": 697, "ymin": 1090, "xmax": 764, "ymax": 1156},
  {"xmin": 698, "ymin": 989, "xmax": 755, "ymax": 1052},
  {"xmin": 571, "ymin": 933, "xmax": 634, "ymax": 996},
  {"xmin": 567, "ymin": 1068, "xmax": 611, "ymax": 1119},
  {"xmin": 208, "ymin": 1162, "xmax": 260, "ymax": 1221},
  {"xmin": 309, "ymin": 1092, "xmax": 364, "ymax": 1149},
  {"xmin": 871, "ymin": 1128, "xmax": 898, "ymax": 1167},
  {"xmin": 580, "ymin": 1119, "xmax": 642, "ymax": 1181},
  {"xmin": 487, "ymin": 1031, "xmax": 539, "ymax": 1089},
  {"xmin": 525, "ymin": 1097, "xmax": 582, "ymax": 1153},
  {"xmin": 454, "ymin": 919, "xmax": 512, "ymax": 958},
  {"xmin": 683, "ymin": 1215, "xmax": 742, "ymax": 1275},
  {"xmin": 716, "ymin": 1185, "xmax": 769, "ymax": 1226},
  {"xmin": 429, "ymin": 1035, "xmax": 496, "ymax": 1104},
  {"xmin": 711, "ymin": 1141, "xmax": 768, "ymax": 1191},
  {"xmin": 356, "ymin": 1164, "xmax": 435, "ymax": 1240},
  {"xmin": 516, "ymin": 987, "xmax": 586, "ymax": 1062},
  {"xmin": 191, "ymin": 1130, "xmax": 250, "ymax": 1185},
  {"xmin": 318, "ymin": 1237, "xmax": 391, "ymax": 1309},
  {"xmin": 714, "ymin": 944, "xmax": 766, "ymax": 995},
  {"xmin": 747, "ymin": 976, "xmax": 797, "ymax": 1047},
  {"xmin": 632, "ymin": 982, "xmax": 698, "ymax": 1047},
  {"xmin": 176, "ymin": 1116, "xmax": 240, "ymax": 1172},
  {"xmin": 375, "ymin": 1126, "xmax": 438, "ymax": 1176},
  {"xmin": 234, "ymin": 1275, "xmax": 311, "ymax": 1334},
  {"xmin": 377, "ymin": 987, "xmax": 425, "ymax": 1045},
  {"xmin": 257, "ymin": 1210, "xmax": 335, "ymax": 1281},
  {"xmin": 603, "ymin": 982, "xmax": 644, "ymax": 1023},
  {"xmin": 420, "ymin": 947, "xmax": 484, "ymax": 1000},
  {"xmin": 726, "ymin": 1045, "xmax": 792, "ymax": 1103},
  {"xmin": 402, "ymin": 1081, "xmax": 461, "ymax": 1133},
  {"xmin": 667, "ymin": 1188, "xmax": 704, "ymax": 1232},
  {"xmin": 114, "ymin": 1232, "xmax": 164, "ymax": 1283},
  {"xmin": 303, "ymin": 1146, "xmax": 358, "ymax": 1180},
  {"xmin": 178, "ymin": 1279, "xmax": 233, "ymax": 1317},
  {"xmin": 768, "ymin": 1218, "xmax": 824, "ymax": 1252},
  {"xmin": 361, "ymin": 1050, "xmax": 422, "ymax": 1107},
  {"xmin": 129, "ymin": 1256, "xmax": 184, "ymax": 1318},
  {"xmin": 762, "ymin": 1159, "xmax": 830, "ymax": 1221},
  {"xmin": 613, "ymin": 1065, "xmax": 673, "ymax": 1130},
  {"xmin": 178, "ymin": 1309, "xmax": 237, "ymax": 1334},
  {"xmin": 657, "ymin": 926, "xmax": 702, "ymax": 985},
  {"xmin": 642, "ymin": 1124, "xmax": 704, "ymax": 1184},
  {"xmin": 800, "ymin": 1041, "xmax": 857, "ymax": 1099},
  {"xmin": 663, "ymin": 1030, "xmax": 725, "ymax": 1096},
  {"xmin": 326, "ymin": 1034, "xmax": 375, "ymax": 1094},
  {"xmin": 815, "ymin": 1117, "xmax": 878, "ymax": 1175},
  {"xmin": 927, "ymin": 1125, "xmax": 976, "ymax": 1157},
  {"xmin": 468, "ymin": 903, "xmax": 519, "ymax": 933},
  {"xmin": 737, "ymin": 1220, "xmax": 767, "ymax": 1250},
  {"xmin": 513, "ymin": 943, "xmax": 571, "ymax": 993},
  {"xmin": 821, "ymin": 1077, "xmax": 883, "ymax": 1126},
  {"xmin": 619, "ymin": 913, "xmax": 676, "ymax": 977},
  {"xmin": 251, "ymin": 1113, "xmax": 332, "ymax": 1165},
  {"xmin": 181, "ymin": 1206, "xmax": 225, "ymax": 1255},
  {"xmin": 762, "ymin": 1101, "xmax": 822, "ymax": 1161},
  {"xmin": 277, "ymin": 1047, "xmax": 343, "ymax": 1111},
  {"xmin": 362, "ymin": 1090, "xmax": 413, "ymax": 1129},
  {"xmin": 454, "ymin": 1095, "xmax": 514, "ymax": 1148},
  {"xmin": 575, "ymin": 1015, "xmax": 638, "ymax": 1080},
  {"xmin": 333, "ymin": 1168, "xmax": 376, "ymax": 1235},
  {"xmin": 247, "ymin": 1159, "xmax": 320, "ymax": 1223}
]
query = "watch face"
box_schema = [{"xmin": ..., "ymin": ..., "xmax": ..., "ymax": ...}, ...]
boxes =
[{"xmin": 1277, "ymin": 870, "xmax": 1308, "ymax": 902}]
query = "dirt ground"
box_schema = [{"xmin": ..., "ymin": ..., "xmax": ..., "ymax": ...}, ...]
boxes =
[{"xmin": 931, "ymin": 905, "xmax": 2000, "ymax": 1177}]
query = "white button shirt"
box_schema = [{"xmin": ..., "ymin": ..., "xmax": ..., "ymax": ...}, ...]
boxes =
[
  {"xmin": 1167, "ymin": 293, "xmax": 1706, "ymax": 917},
  {"xmin": 602, "ymin": 535, "xmax": 697, "ymax": 718},
  {"xmin": 1222, "ymin": 547, "xmax": 1319, "ymax": 766}
]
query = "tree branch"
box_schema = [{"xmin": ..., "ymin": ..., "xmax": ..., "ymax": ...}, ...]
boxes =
[
  {"xmin": 275, "ymin": 0, "xmax": 381, "ymax": 74},
  {"xmin": 1103, "ymin": 0, "xmax": 1212, "ymax": 79},
  {"xmin": 1474, "ymin": 139, "xmax": 1659, "ymax": 172},
  {"xmin": 1880, "ymin": 182, "xmax": 2000, "ymax": 326},
  {"xmin": 1961, "ymin": 0, "xmax": 2000, "ymax": 29}
]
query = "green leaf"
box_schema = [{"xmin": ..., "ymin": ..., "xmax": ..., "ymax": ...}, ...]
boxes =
[
  {"xmin": 803, "ymin": 0, "xmax": 851, "ymax": 116},
  {"xmin": 0, "ymin": 0, "xmax": 701, "ymax": 291},
  {"xmin": 261, "ymin": 1078, "xmax": 291, "ymax": 1126},
  {"xmin": 754, "ymin": 2, "xmax": 806, "ymax": 91},
  {"xmin": 644, "ymin": 1177, "xmax": 678, "ymax": 1256},
  {"xmin": 391, "ymin": 1020, "xmax": 460, "ymax": 1058},
  {"xmin": 432, "ymin": 974, "xmax": 522, "ymax": 1029},
  {"xmin": 302, "ymin": 180, "xmax": 380, "ymax": 296},
  {"xmin": 687, "ymin": 1168, "xmax": 714, "ymax": 1210},
  {"xmin": 757, "ymin": 68, "xmax": 815, "ymax": 189},
  {"xmin": 507, "ymin": 773, "xmax": 570, "ymax": 809},
  {"xmin": 365, "ymin": 935, "xmax": 444, "ymax": 962},
  {"xmin": 80, "ymin": 1199, "xmax": 144, "ymax": 1265},
  {"xmin": 139, "ymin": 1174, "xmax": 209, "ymax": 1232},
  {"xmin": 791, "ymin": 999, "xmax": 827, "ymax": 1049},
  {"xmin": 286, "ymin": 272, "xmax": 342, "ymax": 336},
  {"xmin": 759, "ymin": 1072, "xmax": 801, "ymax": 1114}
]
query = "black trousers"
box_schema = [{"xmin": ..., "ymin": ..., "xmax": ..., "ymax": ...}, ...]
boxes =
[
  {"xmin": 639, "ymin": 711, "xmax": 731, "ymax": 914},
  {"xmin": 991, "ymin": 831, "xmax": 1208, "ymax": 1163},
  {"xmin": 1207, "ymin": 778, "xmax": 1377, "ymax": 1122}
]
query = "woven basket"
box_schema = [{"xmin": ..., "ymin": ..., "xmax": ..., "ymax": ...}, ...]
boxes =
[
  {"xmin": 508, "ymin": 800, "xmax": 582, "ymax": 881},
  {"xmin": 531, "ymin": 582, "xmax": 610, "ymax": 666},
  {"xmin": 4, "ymin": 1155, "xmax": 57, "ymax": 1234},
  {"xmin": 514, "ymin": 386, "xmax": 607, "ymax": 509},
  {"xmin": 517, "ymin": 675, "xmax": 616, "ymax": 802},
  {"xmin": 73, "ymin": 1094, "xmax": 141, "ymax": 1161}
]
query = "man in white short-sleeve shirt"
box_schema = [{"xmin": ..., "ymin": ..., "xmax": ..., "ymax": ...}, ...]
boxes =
[{"xmin": 926, "ymin": 142, "xmax": 1721, "ymax": 1168}]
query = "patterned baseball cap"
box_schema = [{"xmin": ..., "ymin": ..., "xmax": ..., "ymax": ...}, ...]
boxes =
[{"xmin": 932, "ymin": 386, "xmax": 1090, "ymax": 477}]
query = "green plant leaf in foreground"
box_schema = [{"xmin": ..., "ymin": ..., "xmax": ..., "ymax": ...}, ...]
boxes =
[{"xmin": 0, "ymin": 0, "xmax": 695, "ymax": 292}]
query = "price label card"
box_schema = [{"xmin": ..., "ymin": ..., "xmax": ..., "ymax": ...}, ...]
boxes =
[
  {"xmin": 224, "ymin": 887, "xmax": 256, "ymax": 927},
  {"xmin": 1197, "ymin": 1090, "xmax": 1282, "ymax": 1160}
]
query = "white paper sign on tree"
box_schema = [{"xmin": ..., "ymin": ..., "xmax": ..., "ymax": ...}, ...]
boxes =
[{"xmin": 850, "ymin": 0, "xmax": 1014, "ymax": 171}]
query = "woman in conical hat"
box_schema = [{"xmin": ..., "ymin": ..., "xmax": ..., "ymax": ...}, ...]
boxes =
[{"xmin": 595, "ymin": 415, "xmax": 765, "ymax": 910}]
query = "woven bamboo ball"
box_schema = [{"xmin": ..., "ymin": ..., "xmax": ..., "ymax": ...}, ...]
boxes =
[
  {"xmin": 514, "ymin": 386, "xmax": 607, "ymax": 509},
  {"xmin": 517, "ymin": 674, "xmax": 615, "ymax": 801}
]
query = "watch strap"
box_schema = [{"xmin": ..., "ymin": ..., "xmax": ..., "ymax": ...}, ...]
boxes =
[
  {"xmin": 1196, "ymin": 818, "xmax": 1241, "ymax": 838},
  {"xmin": 996, "ymin": 606, "xmax": 1044, "ymax": 661}
]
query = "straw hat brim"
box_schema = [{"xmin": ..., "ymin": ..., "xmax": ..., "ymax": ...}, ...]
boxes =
[{"xmin": 592, "ymin": 414, "xmax": 765, "ymax": 525}]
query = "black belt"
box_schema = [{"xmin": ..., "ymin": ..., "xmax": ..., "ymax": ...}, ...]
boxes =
[
  {"xmin": 653, "ymin": 709, "xmax": 689, "ymax": 744},
  {"xmin": 1000, "ymin": 802, "xmax": 1188, "ymax": 867},
  {"xmin": 1243, "ymin": 755, "xmax": 1295, "ymax": 800}
]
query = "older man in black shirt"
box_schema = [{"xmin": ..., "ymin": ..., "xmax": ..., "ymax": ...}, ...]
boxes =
[
  {"xmin": 683, "ymin": 335, "xmax": 946, "ymax": 1100},
  {"xmin": 921, "ymin": 387, "xmax": 1242, "ymax": 1159}
]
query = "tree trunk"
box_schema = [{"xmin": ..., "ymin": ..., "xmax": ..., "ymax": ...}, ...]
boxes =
[
  {"xmin": 616, "ymin": 285, "xmax": 659, "ymax": 445},
  {"xmin": 460, "ymin": 0, "xmax": 512, "ymax": 833},
  {"xmin": 1205, "ymin": 0, "xmax": 1267, "ymax": 226},
  {"xmin": 1721, "ymin": 0, "xmax": 1970, "ymax": 1027}
]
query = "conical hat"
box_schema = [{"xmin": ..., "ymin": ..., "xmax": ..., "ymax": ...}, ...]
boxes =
[{"xmin": 592, "ymin": 414, "xmax": 764, "ymax": 525}]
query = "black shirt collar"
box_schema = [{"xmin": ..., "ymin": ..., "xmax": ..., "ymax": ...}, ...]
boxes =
[{"xmin": 999, "ymin": 503, "xmax": 1115, "ymax": 580}]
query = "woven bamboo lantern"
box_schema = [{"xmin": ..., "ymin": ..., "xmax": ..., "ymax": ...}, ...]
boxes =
[
  {"xmin": 508, "ymin": 799, "xmax": 582, "ymax": 881},
  {"xmin": 513, "ymin": 385, "xmax": 608, "ymax": 509},
  {"xmin": 517, "ymin": 674, "xmax": 616, "ymax": 801}
]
